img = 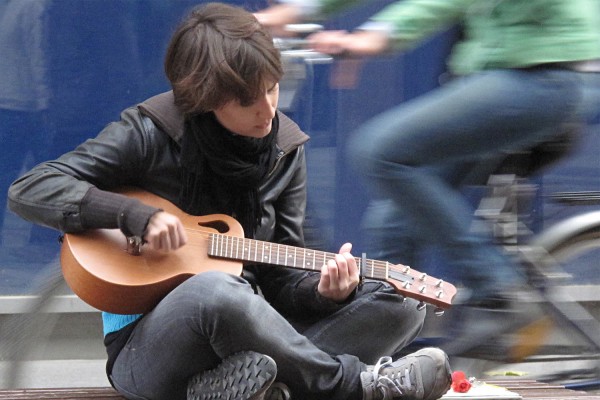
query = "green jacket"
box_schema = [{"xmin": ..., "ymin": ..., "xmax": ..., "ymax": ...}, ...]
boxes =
[{"xmin": 318, "ymin": 0, "xmax": 600, "ymax": 75}]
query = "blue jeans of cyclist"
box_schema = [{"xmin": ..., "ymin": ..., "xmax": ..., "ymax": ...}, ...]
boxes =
[
  {"xmin": 109, "ymin": 271, "xmax": 425, "ymax": 400},
  {"xmin": 348, "ymin": 68, "xmax": 600, "ymax": 302}
]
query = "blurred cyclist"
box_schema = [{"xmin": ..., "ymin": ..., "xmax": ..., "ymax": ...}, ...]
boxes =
[{"xmin": 258, "ymin": 0, "xmax": 600, "ymax": 362}]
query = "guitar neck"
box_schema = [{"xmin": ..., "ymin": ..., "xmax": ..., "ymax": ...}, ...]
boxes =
[
  {"xmin": 208, "ymin": 233, "xmax": 390, "ymax": 281},
  {"xmin": 207, "ymin": 232, "xmax": 455, "ymax": 310}
]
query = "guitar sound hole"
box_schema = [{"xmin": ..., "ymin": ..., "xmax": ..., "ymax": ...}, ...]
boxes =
[{"xmin": 198, "ymin": 220, "xmax": 231, "ymax": 233}]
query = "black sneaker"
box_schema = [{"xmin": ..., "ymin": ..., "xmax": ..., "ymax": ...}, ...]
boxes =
[
  {"xmin": 187, "ymin": 351, "xmax": 277, "ymax": 400},
  {"xmin": 361, "ymin": 348, "xmax": 451, "ymax": 400}
]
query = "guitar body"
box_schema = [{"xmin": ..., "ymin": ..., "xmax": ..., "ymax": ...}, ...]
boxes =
[
  {"xmin": 61, "ymin": 189, "xmax": 457, "ymax": 314},
  {"xmin": 60, "ymin": 189, "xmax": 243, "ymax": 314}
]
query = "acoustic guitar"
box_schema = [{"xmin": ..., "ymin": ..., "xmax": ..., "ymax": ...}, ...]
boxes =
[{"xmin": 60, "ymin": 189, "xmax": 457, "ymax": 314}]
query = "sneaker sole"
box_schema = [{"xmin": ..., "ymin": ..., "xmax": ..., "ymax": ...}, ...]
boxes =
[{"xmin": 187, "ymin": 351, "xmax": 277, "ymax": 400}]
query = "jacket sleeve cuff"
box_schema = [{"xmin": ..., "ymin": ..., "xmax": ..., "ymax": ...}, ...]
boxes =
[{"xmin": 80, "ymin": 187, "xmax": 161, "ymax": 237}]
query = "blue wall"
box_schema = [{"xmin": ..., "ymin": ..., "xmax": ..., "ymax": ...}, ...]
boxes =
[{"xmin": 1, "ymin": 0, "xmax": 598, "ymax": 294}]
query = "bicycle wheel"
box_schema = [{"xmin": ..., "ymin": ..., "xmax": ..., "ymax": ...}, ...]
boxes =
[
  {"xmin": 526, "ymin": 225, "xmax": 600, "ymax": 389},
  {"xmin": 541, "ymin": 225, "xmax": 600, "ymax": 286}
]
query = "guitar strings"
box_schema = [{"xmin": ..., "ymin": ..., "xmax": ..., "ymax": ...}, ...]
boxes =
[
  {"xmin": 176, "ymin": 227, "xmax": 448, "ymax": 304},
  {"xmin": 181, "ymin": 228, "xmax": 435, "ymax": 283}
]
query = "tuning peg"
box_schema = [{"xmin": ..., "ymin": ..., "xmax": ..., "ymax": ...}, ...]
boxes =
[
  {"xmin": 419, "ymin": 273, "xmax": 427, "ymax": 281},
  {"xmin": 416, "ymin": 301, "xmax": 426, "ymax": 311},
  {"xmin": 433, "ymin": 308, "xmax": 445, "ymax": 316}
]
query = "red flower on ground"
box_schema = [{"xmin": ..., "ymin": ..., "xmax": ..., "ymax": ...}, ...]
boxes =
[{"xmin": 451, "ymin": 371, "xmax": 472, "ymax": 393}]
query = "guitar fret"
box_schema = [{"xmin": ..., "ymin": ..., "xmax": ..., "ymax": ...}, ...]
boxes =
[
  {"xmin": 241, "ymin": 238, "xmax": 245, "ymax": 260},
  {"xmin": 295, "ymin": 248, "xmax": 298, "ymax": 267},
  {"xmin": 365, "ymin": 259, "xmax": 373, "ymax": 277},
  {"xmin": 264, "ymin": 242, "xmax": 270, "ymax": 263},
  {"xmin": 265, "ymin": 243, "xmax": 273, "ymax": 264},
  {"xmin": 385, "ymin": 261, "xmax": 390, "ymax": 279},
  {"xmin": 215, "ymin": 235, "xmax": 222, "ymax": 257}
]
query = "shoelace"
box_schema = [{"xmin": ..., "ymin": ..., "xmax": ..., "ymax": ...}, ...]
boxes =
[{"xmin": 372, "ymin": 356, "xmax": 413, "ymax": 398}]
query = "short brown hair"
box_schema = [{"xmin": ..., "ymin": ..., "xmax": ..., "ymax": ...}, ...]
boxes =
[{"xmin": 165, "ymin": 2, "xmax": 283, "ymax": 116}]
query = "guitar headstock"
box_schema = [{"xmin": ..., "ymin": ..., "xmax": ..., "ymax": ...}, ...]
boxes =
[{"xmin": 384, "ymin": 264, "xmax": 457, "ymax": 314}]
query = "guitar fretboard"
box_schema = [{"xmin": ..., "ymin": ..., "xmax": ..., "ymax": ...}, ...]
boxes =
[{"xmin": 208, "ymin": 233, "xmax": 392, "ymax": 281}]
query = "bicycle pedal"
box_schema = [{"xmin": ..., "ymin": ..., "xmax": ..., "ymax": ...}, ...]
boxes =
[{"xmin": 509, "ymin": 316, "xmax": 554, "ymax": 362}]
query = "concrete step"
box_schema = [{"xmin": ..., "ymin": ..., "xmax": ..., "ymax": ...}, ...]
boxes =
[{"xmin": 0, "ymin": 360, "xmax": 110, "ymax": 389}]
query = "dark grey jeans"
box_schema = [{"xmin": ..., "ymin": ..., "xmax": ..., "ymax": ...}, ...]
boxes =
[{"xmin": 109, "ymin": 271, "xmax": 425, "ymax": 400}]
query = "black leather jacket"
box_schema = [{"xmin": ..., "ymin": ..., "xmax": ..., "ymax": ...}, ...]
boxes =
[{"xmin": 9, "ymin": 91, "xmax": 342, "ymax": 316}]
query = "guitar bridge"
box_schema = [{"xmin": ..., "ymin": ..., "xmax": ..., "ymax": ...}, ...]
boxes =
[{"xmin": 126, "ymin": 236, "xmax": 143, "ymax": 256}]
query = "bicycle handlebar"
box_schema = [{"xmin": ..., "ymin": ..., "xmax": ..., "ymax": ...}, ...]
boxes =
[{"xmin": 274, "ymin": 24, "xmax": 333, "ymax": 64}]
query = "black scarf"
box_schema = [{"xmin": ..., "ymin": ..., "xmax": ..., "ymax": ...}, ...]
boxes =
[{"xmin": 179, "ymin": 112, "xmax": 279, "ymax": 237}]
